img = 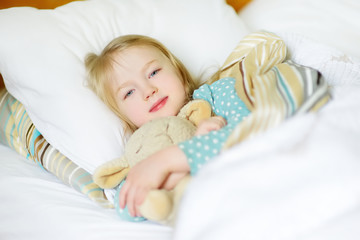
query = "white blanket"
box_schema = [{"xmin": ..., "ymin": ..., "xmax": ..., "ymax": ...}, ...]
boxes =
[{"xmin": 173, "ymin": 33, "xmax": 360, "ymax": 240}]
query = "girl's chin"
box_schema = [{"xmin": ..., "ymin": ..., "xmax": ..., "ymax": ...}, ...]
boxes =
[{"xmin": 153, "ymin": 111, "xmax": 177, "ymax": 120}]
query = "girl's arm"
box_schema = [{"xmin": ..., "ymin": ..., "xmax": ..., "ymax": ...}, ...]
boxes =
[{"xmin": 119, "ymin": 145, "xmax": 189, "ymax": 217}]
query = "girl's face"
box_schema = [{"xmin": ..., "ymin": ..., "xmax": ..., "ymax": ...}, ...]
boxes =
[{"xmin": 109, "ymin": 45, "xmax": 187, "ymax": 128}]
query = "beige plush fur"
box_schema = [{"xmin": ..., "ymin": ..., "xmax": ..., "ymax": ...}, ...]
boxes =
[{"xmin": 93, "ymin": 99, "xmax": 212, "ymax": 225}]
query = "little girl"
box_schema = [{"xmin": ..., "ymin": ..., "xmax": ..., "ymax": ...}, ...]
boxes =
[{"xmin": 85, "ymin": 35, "xmax": 250, "ymax": 221}]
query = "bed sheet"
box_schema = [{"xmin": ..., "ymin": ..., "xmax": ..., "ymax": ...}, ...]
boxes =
[{"xmin": 0, "ymin": 145, "xmax": 172, "ymax": 240}]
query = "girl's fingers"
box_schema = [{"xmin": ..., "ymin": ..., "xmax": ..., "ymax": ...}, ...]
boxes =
[
  {"xmin": 119, "ymin": 182, "xmax": 128, "ymax": 209},
  {"xmin": 135, "ymin": 205, "xmax": 141, "ymax": 218},
  {"xmin": 134, "ymin": 187, "xmax": 148, "ymax": 217},
  {"xmin": 118, "ymin": 148, "xmax": 180, "ymax": 217},
  {"xmin": 213, "ymin": 116, "xmax": 227, "ymax": 127},
  {"xmin": 161, "ymin": 172, "xmax": 188, "ymax": 190},
  {"xmin": 119, "ymin": 181, "xmax": 137, "ymax": 217},
  {"xmin": 195, "ymin": 116, "xmax": 227, "ymax": 136},
  {"xmin": 126, "ymin": 187, "xmax": 137, "ymax": 217},
  {"xmin": 120, "ymin": 182, "xmax": 147, "ymax": 217},
  {"xmin": 211, "ymin": 117, "xmax": 227, "ymax": 131}
]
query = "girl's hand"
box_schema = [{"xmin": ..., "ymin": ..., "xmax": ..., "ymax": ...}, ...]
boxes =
[
  {"xmin": 119, "ymin": 145, "xmax": 189, "ymax": 217},
  {"xmin": 119, "ymin": 157, "xmax": 168, "ymax": 217},
  {"xmin": 160, "ymin": 172, "xmax": 189, "ymax": 190},
  {"xmin": 195, "ymin": 116, "xmax": 227, "ymax": 136}
]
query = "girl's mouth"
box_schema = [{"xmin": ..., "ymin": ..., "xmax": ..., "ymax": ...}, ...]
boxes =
[{"xmin": 149, "ymin": 96, "xmax": 168, "ymax": 112}]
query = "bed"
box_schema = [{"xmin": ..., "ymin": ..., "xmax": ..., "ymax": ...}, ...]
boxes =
[{"xmin": 1, "ymin": 0, "xmax": 359, "ymax": 239}]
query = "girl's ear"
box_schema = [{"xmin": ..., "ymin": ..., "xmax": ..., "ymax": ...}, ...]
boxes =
[{"xmin": 93, "ymin": 157, "xmax": 130, "ymax": 189}]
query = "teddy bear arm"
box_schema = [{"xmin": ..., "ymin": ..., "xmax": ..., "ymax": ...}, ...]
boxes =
[
  {"xmin": 139, "ymin": 189, "xmax": 173, "ymax": 223},
  {"xmin": 93, "ymin": 157, "xmax": 130, "ymax": 189}
]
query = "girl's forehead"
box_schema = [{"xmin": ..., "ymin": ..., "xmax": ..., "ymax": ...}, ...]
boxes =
[
  {"xmin": 112, "ymin": 46, "xmax": 165, "ymax": 68},
  {"xmin": 118, "ymin": 45, "xmax": 164, "ymax": 59}
]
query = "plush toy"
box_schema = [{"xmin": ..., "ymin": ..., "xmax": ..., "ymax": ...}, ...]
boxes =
[{"xmin": 93, "ymin": 99, "xmax": 212, "ymax": 225}]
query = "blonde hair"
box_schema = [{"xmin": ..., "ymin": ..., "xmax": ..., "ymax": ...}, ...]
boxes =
[{"xmin": 85, "ymin": 35, "xmax": 198, "ymax": 135}]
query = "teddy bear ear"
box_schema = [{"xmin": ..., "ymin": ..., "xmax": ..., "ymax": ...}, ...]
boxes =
[
  {"xmin": 93, "ymin": 157, "xmax": 130, "ymax": 189},
  {"xmin": 178, "ymin": 99, "xmax": 212, "ymax": 126}
]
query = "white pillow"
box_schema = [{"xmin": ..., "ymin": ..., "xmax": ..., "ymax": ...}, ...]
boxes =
[
  {"xmin": 0, "ymin": 0, "xmax": 249, "ymax": 173},
  {"xmin": 239, "ymin": 0, "xmax": 360, "ymax": 60}
]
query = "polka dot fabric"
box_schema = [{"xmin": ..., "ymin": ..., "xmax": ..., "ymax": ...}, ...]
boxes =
[{"xmin": 178, "ymin": 77, "xmax": 250, "ymax": 175}]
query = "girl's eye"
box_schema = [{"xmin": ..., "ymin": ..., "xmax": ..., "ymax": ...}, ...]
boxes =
[
  {"xmin": 149, "ymin": 69, "xmax": 160, "ymax": 78},
  {"xmin": 124, "ymin": 89, "xmax": 134, "ymax": 99}
]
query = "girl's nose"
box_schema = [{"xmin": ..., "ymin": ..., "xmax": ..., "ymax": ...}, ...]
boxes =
[{"xmin": 144, "ymin": 86, "xmax": 158, "ymax": 100}]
